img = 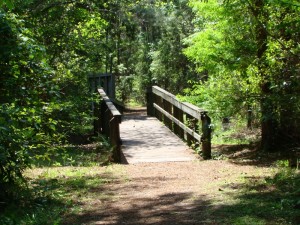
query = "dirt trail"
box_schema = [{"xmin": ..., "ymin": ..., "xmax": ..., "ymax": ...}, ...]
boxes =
[{"xmin": 63, "ymin": 160, "xmax": 272, "ymax": 225}]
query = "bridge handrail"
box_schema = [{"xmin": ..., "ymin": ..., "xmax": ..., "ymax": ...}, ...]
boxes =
[
  {"xmin": 152, "ymin": 86, "xmax": 207, "ymax": 118},
  {"xmin": 147, "ymin": 86, "xmax": 211, "ymax": 159},
  {"xmin": 98, "ymin": 89, "xmax": 122, "ymax": 117},
  {"xmin": 94, "ymin": 88, "xmax": 122, "ymax": 162}
]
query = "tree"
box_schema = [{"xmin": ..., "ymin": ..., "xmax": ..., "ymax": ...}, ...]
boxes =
[
  {"xmin": 0, "ymin": 9, "xmax": 61, "ymax": 200},
  {"xmin": 184, "ymin": 0, "xmax": 300, "ymax": 150}
]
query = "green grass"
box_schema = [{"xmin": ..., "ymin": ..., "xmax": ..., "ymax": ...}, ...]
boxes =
[
  {"xmin": 0, "ymin": 137, "xmax": 120, "ymax": 225},
  {"xmin": 0, "ymin": 165, "xmax": 124, "ymax": 225},
  {"xmin": 211, "ymin": 118, "xmax": 260, "ymax": 145},
  {"xmin": 125, "ymin": 98, "xmax": 145, "ymax": 108},
  {"xmin": 215, "ymin": 163, "xmax": 300, "ymax": 225},
  {"xmin": 33, "ymin": 136, "xmax": 113, "ymax": 167}
]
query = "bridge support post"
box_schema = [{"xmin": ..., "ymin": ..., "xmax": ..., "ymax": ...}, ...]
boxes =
[
  {"xmin": 146, "ymin": 87, "xmax": 154, "ymax": 116},
  {"xmin": 201, "ymin": 112, "xmax": 212, "ymax": 159},
  {"xmin": 163, "ymin": 99, "xmax": 173, "ymax": 130},
  {"xmin": 110, "ymin": 115, "xmax": 122, "ymax": 163},
  {"xmin": 173, "ymin": 106, "xmax": 184, "ymax": 139},
  {"xmin": 186, "ymin": 114, "xmax": 194, "ymax": 146},
  {"xmin": 155, "ymin": 94, "xmax": 163, "ymax": 122}
]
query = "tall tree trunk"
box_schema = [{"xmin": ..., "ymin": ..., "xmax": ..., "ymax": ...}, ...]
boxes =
[{"xmin": 253, "ymin": 0, "xmax": 278, "ymax": 151}]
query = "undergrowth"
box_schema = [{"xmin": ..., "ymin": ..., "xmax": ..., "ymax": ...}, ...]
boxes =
[
  {"xmin": 0, "ymin": 136, "xmax": 115, "ymax": 225},
  {"xmin": 227, "ymin": 161, "xmax": 300, "ymax": 225},
  {"xmin": 211, "ymin": 117, "xmax": 260, "ymax": 145}
]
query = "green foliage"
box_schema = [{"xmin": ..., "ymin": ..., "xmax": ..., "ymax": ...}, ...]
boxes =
[
  {"xmin": 0, "ymin": 0, "xmax": 14, "ymax": 9},
  {"xmin": 33, "ymin": 137, "xmax": 113, "ymax": 167},
  {"xmin": 0, "ymin": 132, "xmax": 114, "ymax": 223},
  {"xmin": 0, "ymin": 10, "xmax": 63, "ymax": 201},
  {"xmin": 0, "ymin": 0, "xmax": 299, "ymax": 220},
  {"xmin": 183, "ymin": 0, "xmax": 300, "ymax": 149},
  {"xmin": 0, "ymin": 147, "xmax": 117, "ymax": 225},
  {"xmin": 117, "ymin": 75, "xmax": 135, "ymax": 103}
]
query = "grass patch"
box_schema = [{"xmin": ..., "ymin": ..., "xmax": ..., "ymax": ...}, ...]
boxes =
[
  {"xmin": 33, "ymin": 136, "xmax": 113, "ymax": 167},
  {"xmin": 208, "ymin": 116, "xmax": 260, "ymax": 146},
  {"xmin": 125, "ymin": 98, "xmax": 145, "ymax": 108},
  {"xmin": 0, "ymin": 136, "xmax": 124, "ymax": 225},
  {"xmin": 0, "ymin": 165, "xmax": 124, "ymax": 225},
  {"xmin": 213, "ymin": 163, "xmax": 300, "ymax": 225}
]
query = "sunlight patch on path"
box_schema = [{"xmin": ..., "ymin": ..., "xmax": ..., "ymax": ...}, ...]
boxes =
[{"xmin": 120, "ymin": 114, "xmax": 197, "ymax": 164}]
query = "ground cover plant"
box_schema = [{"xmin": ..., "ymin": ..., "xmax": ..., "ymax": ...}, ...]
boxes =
[{"xmin": 0, "ymin": 140, "xmax": 117, "ymax": 225}]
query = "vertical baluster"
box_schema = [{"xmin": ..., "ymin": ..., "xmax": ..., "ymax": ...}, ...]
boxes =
[
  {"xmin": 173, "ymin": 106, "xmax": 184, "ymax": 139},
  {"xmin": 155, "ymin": 95, "xmax": 163, "ymax": 122},
  {"xmin": 146, "ymin": 87, "xmax": 154, "ymax": 116},
  {"xmin": 110, "ymin": 115, "xmax": 121, "ymax": 163},
  {"xmin": 186, "ymin": 114, "xmax": 194, "ymax": 146},
  {"xmin": 201, "ymin": 112, "xmax": 212, "ymax": 159},
  {"xmin": 163, "ymin": 99, "xmax": 173, "ymax": 130}
]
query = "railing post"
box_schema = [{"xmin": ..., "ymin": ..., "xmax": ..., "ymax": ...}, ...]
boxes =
[
  {"xmin": 155, "ymin": 94, "xmax": 163, "ymax": 122},
  {"xmin": 110, "ymin": 115, "xmax": 121, "ymax": 162},
  {"xmin": 104, "ymin": 108, "xmax": 110, "ymax": 137},
  {"xmin": 173, "ymin": 106, "xmax": 184, "ymax": 139},
  {"xmin": 146, "ymin": 87, "xmax": 154, "ymax": 116},
  {"xmin": 201, "ymin": 112, "xmax": 212, "ymax": 159},
  {"xmin": 163, "ymin": 99, "xmax": 173, "ymax": 130},
  {"xmin": 186, "ymin": 114, "xmax": 194, "ymax": 146}
]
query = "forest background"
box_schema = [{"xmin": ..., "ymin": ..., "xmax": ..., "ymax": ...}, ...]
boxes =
[{"xmin": 0, "ymin": 0, "xmax": 299, "ymax": 211}]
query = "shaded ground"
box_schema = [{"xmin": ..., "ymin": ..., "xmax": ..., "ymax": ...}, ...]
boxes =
[
  {"xmin": 15, "ymin": 141, "xmax": 298, "ymax": 225},
  {"xmin": 57, "ymin": 115, "xmax": 299, "ymax": 225},
  {"xmin": 61, "ymin": 160, "xmax": 283, "ymax": 225}
]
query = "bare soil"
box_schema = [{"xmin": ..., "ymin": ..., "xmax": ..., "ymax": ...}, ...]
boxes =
[
  {"xmin": 62, "ymin": 110, "xmax": 286, "ymax": 224},
  {"xmin": 62, "ymin": 159, "xmax": 274, "ymax": 225}
]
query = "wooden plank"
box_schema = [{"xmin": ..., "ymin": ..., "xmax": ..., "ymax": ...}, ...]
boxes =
[
  {"xmin": 155, "ymin": 94, "xmax": 163, "ymax": 121},
  {"xmin": 120, "ymin": 114, "xmax": 196, "ymax": 163},
  {"xmin": 154, "ymin": 103, "xmax": 201, "ymax": 141},
  {"xmin": 152, "ymin": 86, "xmax": 205, "ymax": 119}
]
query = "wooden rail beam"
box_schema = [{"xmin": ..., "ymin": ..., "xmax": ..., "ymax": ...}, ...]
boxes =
[
  {"xmin": 149, "ymin": 86, "xmax": 212, "ymax": 159},
  {"xmin": 96, "ymin": 88, "xmax": 122, "ymax": 163},
  {"xmin": 152, "ymin": 86, "xmax": 206, "ymax": 119},
  {"xmin": 153, "ymin": 103, "xmax": 201, "ymax": 141}
]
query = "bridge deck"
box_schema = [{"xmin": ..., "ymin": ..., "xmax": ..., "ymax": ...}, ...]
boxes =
[{"xmin": 120, "ymin": 112, "xmax": 197, "ymax": 164}]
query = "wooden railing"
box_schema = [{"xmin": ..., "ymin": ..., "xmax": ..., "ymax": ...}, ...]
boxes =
[
  {"xmin": 147, "ymin": 86, "xmax": 212, "ymax": 159},
  {"xmin": 94, "ymin": 88, "xmax": 122, "ymax": 162}
]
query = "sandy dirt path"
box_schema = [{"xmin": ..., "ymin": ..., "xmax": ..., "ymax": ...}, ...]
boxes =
[{"xmin": 63, "ymin": 160, "xmax": 272, "ymax": 225}]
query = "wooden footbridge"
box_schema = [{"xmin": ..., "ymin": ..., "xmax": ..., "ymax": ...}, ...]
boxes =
[{"xmin": 94, "ymin": 86, "xmax": 211, "ymax": 164}]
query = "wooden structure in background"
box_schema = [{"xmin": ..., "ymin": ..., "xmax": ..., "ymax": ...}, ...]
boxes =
[
  {"xmin": 89, "ymin": 73, "xmax": 115, "ymax": 99},
  {"xmin": 147, "ymin": 86, "xmax": 212, "ymax": 159}
]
